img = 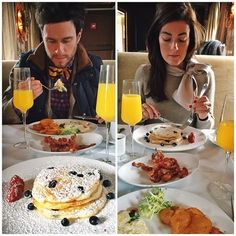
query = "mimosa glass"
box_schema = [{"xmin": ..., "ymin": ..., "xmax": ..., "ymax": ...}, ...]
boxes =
[
  {"xmin": 13, "ymin": 67, "xmax": 33, "ymax": 149},
  {"xmin": 96, "ymin": 64, "xmax": 115, "ymax": 163},
  {"xmin": 209, "ymin": 94, "xmax": 234, "ymax": 200},
  {"xmin": 121, "ymin": 80, "xmax": 142, "ymax": 159}
]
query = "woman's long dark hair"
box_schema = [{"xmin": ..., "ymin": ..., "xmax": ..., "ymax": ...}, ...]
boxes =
[{"xmin": 147, "ymin": 3, "xmax": 205, "ymax": 101}]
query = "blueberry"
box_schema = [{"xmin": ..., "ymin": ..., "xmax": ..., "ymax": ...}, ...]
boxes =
[
  {"xmin": 27, "ymin": 202, "xmax": 35, "ymax": 210},
  {"xmin": 69, "ymin": 171, "xmax": 77, "ymax": 175},
  {"xmin": 106, "ymin": 192, "xmax": 115, "ymax": 200},
  {"xmin": 78, "ymin": 186, "xmax": 84, "ymax": 193},
  {"xmin": 48, "ymin": 180, "xmax": 57, "ymax": 188},
  {"xmin": 24, "ymin": 190, "xmax": 32, "ymax": 198},
  {"xmin": 77, "ymin": 174, "xmax": 84, "ymax": 177},
  {"xmin": 61, "ymin": 218, "xmax": 70, "ymax": 226},
  {"xmin": 172, "ymin": 143, "xmax": 177, "ymax": 147},
  {"xmin": 99, "ymin": 173, "xmax": 103, "ymax": 181},
  {"xmin": 146, "ymin": 133, "xmax": 149, "ymax": 136},
  {"xmin": 160, "ymin": 143, "xmax": 165, "ymax": 146},
  {"xmin": 89, "ymin": 216, "xmax": 99, "ymax": 225},
  {"xmin": 47, "ymin": 167, "xmax": 55, "ymax": 169},
  {"xmin": 146, "ymin": 139, "xmax": 150, "ymax": 143},
  {"xmin": 102, "ymin": 179, "xmax": 111, "ymax": 187}
]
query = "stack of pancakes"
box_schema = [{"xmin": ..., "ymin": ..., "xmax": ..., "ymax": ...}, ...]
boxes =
[
  {"xmin": 149, "ymin": 125, "xmax": 183, "ymax": 145},
  {"xmin": 32, "ymin": 166, "xmax": 107, "ymax": 219}
]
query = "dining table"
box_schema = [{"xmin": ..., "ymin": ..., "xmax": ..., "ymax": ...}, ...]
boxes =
[
  {"xmin": 117, "ymin": 124, "xmax": 234, "ymax": 222},
  {"xmin": 2, "ymin": 123, "xmax": 234, "ymax": 225},
  {"xmin": 2, "ymin": 124, "xmax": 116, "ymax": 170}
]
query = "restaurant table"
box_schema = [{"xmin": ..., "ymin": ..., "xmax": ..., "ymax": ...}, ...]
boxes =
[
  {"xmin": 2, "ymin": 124, "xmax": 116, "ymax": 170},
  {"xmin": 117, "ymin": 124, "xmax": 234, "ymax": 220}
]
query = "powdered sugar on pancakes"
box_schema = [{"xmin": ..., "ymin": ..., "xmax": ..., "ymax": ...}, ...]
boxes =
[{"xmin": 32, "ymin": 166, "xmax": 101, "ymax": 203}]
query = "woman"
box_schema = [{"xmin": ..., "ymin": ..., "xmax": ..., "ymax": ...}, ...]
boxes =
[{"xmin": 135, "ymin": 3, "xmax": 215, "ymax": 128}]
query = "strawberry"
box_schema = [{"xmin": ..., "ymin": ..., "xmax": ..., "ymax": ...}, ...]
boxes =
[
  {"xmin": 188, "ymin": 132, "xmax": 195, "ymax": 143},
  {"xmin": 6, "ymin": 175, "xmax": 25, "ymax": 202}
]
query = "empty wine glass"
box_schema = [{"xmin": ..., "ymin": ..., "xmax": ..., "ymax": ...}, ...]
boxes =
[
  {"xmin": 12, "ymin": 67, "xmax": 34, "ymax": 149},
  {"xmin": 96, "ymin": 64, "xmax": 115, "ymax": 163},
  {"xmin": 121, "ymin": 80, "xmax": 142, "ymax": 160},
  {"xmin": 209, "ymin": 94, "xmax": 234, "ymax": 200}
]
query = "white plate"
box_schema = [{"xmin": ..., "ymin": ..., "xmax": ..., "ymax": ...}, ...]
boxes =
[
  {"xmin": 118, "ymin": 153, "xmax": 199, "ymax": 187},
  {"xmin": 118, "ymin": 188, "xmax": 233, "ymax": 234},
  {"xmin": 27, "ymin": 119, "xmax": 98, "ymax": 137},
  {"xmin": 29, "ymin": 133, "xmax": 103, "ymax": 154},
  {"xmin": 133, "ymin": 124, "xmax": 207, "ymax": 151},
  {"xmin": 2, "ymin": 156, "xmax": 116, "ymax": 234}
]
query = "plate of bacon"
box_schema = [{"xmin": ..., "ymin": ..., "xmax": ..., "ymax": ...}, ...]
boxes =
[
  {"xmin": 118, "ymin": 151, "xmax": 199, "ymax": 187},
  {"xmin": 29, "ymin": 133, "xmax": 103, "ymax": 155}
]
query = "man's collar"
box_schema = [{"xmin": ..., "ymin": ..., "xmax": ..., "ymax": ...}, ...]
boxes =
[{"xmin": 26, "ymin": 42, "xmax": 93, "ymax": 71}]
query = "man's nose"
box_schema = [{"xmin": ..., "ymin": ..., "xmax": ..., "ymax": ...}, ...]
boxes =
[{"xmin": 54, "ymin": 43, "xmax": 64, "ymax": 54}]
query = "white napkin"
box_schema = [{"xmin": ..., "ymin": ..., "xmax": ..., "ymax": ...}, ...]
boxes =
[{"xmin": 170, "ymin": 59, "xmax": 211, "ymax": 110}]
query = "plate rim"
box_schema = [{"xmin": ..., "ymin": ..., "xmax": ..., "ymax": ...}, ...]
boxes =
[
  {"xmin": 118, "ymin": 152, "xmax": 199, "ymax": 187},
  {"xmin": 27, "ymin": 118, "xmax": 98, "ymax": 137},
  {"xmin": 133, "ymin": 123, "xmax": 207, "ymax": 151},
  {"xmin": 3, "ymin": 155, "xmax": 115, "ymax": 178},
  {"xmin": 118, "ymin": 187, "xmax": 233, "ymax": 233},
  {"xmin": 28, "ymin": 132, "xmax": 103, "ymax": 155}
]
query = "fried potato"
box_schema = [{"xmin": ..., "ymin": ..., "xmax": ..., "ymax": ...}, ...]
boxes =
[
  {"xmin": 170, "ymin": 208, "xmax": 191, "ymax": 233},
  {"xmin": 40, "ymin": 118, "xmax": 54, "ymax": 126},
  {"xmin": 159, "ymin": 208, "xmax": 176, "ymax": 225},
  {"xmin": 210, "ymin": 226, "xmax": 223, "ymax": 234},
  {"xmin": 186, "ymin": 207, "xmax": 205, "ymax": 216},
  {"xmin": 182, "ymin": 214, "xmax": 212, "ymax": 234}
]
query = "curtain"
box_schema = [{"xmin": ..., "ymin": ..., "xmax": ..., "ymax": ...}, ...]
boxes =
[
  {"xmin": 2, "ymin": 3, "xmax": 17, "ymax": 60},
  {"xmin": 216, "ymin": 3, "xmax": 228, "ymax": 43},
  {"xmin": 205, "ymin": 3, "xmax": 221, "ymax": 41},
  {"xmin": 2, "ymin": 3, "xmax": 40, "ymax": 60}
]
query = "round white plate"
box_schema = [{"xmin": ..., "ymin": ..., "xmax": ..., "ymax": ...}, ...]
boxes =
[
  {"xmin": 29, "ymin": 133, "xmax": 103, "ymax": 155},
  {"xmin": 118, "ymin": 188, "xmax": 233, "ymax": 234},
  {"xmin": 27, "ymin": 119, "xmax": 98, "ymax": 137},
  {"xmin": 2, "ymin": 156, "xmax": 116, "ymax": 234},
  {"xmin": 118, "ymin": 153, "xmax": 199, "ymax": 187},
  {"xmin": 133, "ymin": 124, "xmax": 207, "ymax": 151}
]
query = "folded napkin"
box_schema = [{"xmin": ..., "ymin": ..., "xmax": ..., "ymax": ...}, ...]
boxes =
[{"xmin": 171, "ymin": 59, "xmax": 211, "ymax": 110}]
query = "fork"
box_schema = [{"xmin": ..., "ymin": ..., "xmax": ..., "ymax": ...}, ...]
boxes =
[
  {"xmin": 178, "ymin": 82, "xmax": 209, "ymax": 130},
  {"xmin": 42, "ymin": 84, "xmax": 57, "ymax": 91}
]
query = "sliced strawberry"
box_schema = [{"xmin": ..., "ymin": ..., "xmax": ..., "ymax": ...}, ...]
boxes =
[
  {"xmin": 6, "ymin": 175, "xmax": 25, "ymax": 202},
  {"xmin": 188, "ymin": 132, "xmax": 195, "ymax": 143},
  {"xmin": 9, "ymin": 175, "xmax": 24, "ymax": 187}
]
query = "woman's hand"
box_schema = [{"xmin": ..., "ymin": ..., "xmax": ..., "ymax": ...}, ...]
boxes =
[
  {"xmin": 191, "ymin": 96, "xmax": 211, "ymax": 120},
  {"xmin": 142, "ymin": 103, "xmax": 160, "ymax": 120}
]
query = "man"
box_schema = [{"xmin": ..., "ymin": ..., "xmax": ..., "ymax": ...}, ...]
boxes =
[{"xmin": 3, "ymin": 3, "xmax": 103, "ymax": 124}]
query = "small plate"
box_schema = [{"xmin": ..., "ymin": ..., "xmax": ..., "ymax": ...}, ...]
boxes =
[
  {"xmin": 118, "ymin": 152, "xmax": 199, "ymax": 187},
  {"xmin": 29, "ymin": 133, "xmax": 103, "ymax": 154}
]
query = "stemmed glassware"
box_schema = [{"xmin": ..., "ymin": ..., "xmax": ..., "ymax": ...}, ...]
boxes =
[
  {"xmin": 12, "ymin": 67, "xmax": 34, "ymax": 149},
  {"xmin": 96, "ymin": 64, "xmax": 115, "ymax": 163},
  {"xmin": 209, "ymin": 94, "xmax": 234, "ymax": 200},
  {"xmin": 121, "ymin": 80, "xmax": 142, "ymax": 159}
]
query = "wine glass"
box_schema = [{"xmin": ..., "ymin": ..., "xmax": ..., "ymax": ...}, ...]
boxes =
[
  {"xmin": 209, "ymin": 94, "xmax": 234, "ymax": 200},
  {"xmin": 96, "ymin": 64, "xmax": 115, "ymax": 163},
  {"xmin": 121, "ymin": 80, "xmax": 142, "ymax": 160},
  {"xmin": 12, "ymin": 67, "xmax": 34, "ymax": 149}
]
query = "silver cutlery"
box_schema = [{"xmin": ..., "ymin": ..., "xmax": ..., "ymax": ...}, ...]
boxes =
[
  {"xmin": 73, "ymin": 115, "xmax": 98, "ymax": 121},
  {"xmin": 42, "ymin": 84, "xmax": 57, "ymax": 91},
  {"xmin": 178, "ymin": 82, "xmax": 209, "ymax": 130}
]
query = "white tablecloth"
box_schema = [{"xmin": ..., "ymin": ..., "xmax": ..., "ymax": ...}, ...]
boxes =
[
  {"xmin": 2, "ymin": 124, "xmax": 234, "ymax": 219},
  {"xmin": 117, "ymin": 125, "xmax": 234, "ymax": 219}
]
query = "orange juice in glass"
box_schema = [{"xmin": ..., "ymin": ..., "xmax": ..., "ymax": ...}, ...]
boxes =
[
  {"xmin": 96, "ymin": 83, "xmax": 115, "ymax": 122},
  {"xmin": 121, "ymin": 80, "xmax": 142, "ymax": 159},
  {"xmin": 96, "ymin": 64, "xmax": 115, "ymax": 163},
  {"xmin": 13, "ymin": 90, "xmax": 33, "ymax": 113},
  {"xmin": 216, "ymin": 120, "xmax": 234, "ymax": 152},
  {"xmin": 121, "ymin": 94, "xmax": 142, "ymax": 126},
  {"xmin": 13, "ymin": 67, "xmax": 33, "ymax": 149}
]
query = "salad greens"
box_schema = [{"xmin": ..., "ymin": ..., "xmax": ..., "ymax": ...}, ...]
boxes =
[
  {"xmin": 59, "ymin": 123, "xmax": 80, "ymax": 135},
  {"xmin": 138, "ymin": 188, "xmax": 172, "ymax": 219}
]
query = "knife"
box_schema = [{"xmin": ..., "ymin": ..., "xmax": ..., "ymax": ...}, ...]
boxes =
[{"xmin": 73, "ymin": 115, "xmax": 98, "ymax": 121}]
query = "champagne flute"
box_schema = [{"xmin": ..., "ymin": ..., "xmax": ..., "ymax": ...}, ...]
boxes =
[
  {"xmin": 13, "ymin": 67, "xmax": 34, "ymax": 149},
  {"xmin": 96, "ymin": 64, "xmax": 115, "ymax": 163},
  {"xmin": 121, "ymin": 80, "xmax": 142, "ymax": 159},
  {"xmin": 209, "ymin": 94, "xmax": 234, "ymax": 200}
]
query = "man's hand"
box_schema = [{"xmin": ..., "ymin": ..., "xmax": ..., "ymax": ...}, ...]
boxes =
[{"xmin": 31, "ymin": 78, "xmax": 43, "ymax": 99}]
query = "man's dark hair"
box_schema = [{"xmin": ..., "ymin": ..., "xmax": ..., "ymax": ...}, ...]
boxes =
[{"xmin": 35, "ymin": 3, "xmax": 85, "ymax": 34}]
